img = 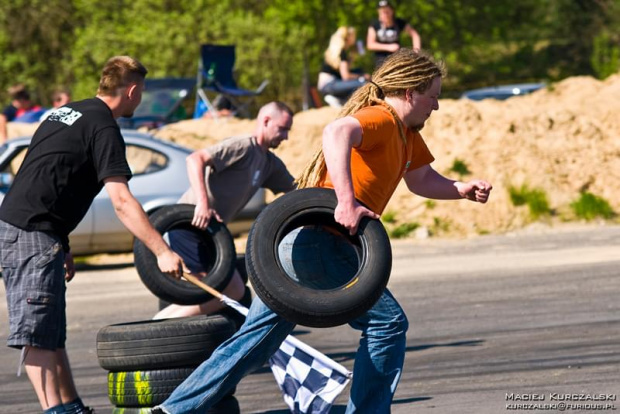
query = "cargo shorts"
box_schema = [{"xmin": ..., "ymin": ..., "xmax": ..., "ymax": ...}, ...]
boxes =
[{"xmin": 0, "ymin": 220, "xmax": 66, "ymax": 350}]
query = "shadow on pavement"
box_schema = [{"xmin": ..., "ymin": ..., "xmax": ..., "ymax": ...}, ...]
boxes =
[
  {"xmin": 75, "ymin": 261, "xmax": 134, "ymax": 271},
  {"xmin": 251, "ymin": 340, "xmax": 483, "ymax": 375},
  {"xmin": 326, "ymin": 339, "xmax": 485, "ymax": 363}
]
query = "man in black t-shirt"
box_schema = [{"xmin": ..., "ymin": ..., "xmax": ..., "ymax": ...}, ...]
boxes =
[
  {"xmin": 0, "ymin": 56, "xmax": 185, "ymax": 414},
  {"xmin": 367, "ymin": 0, "xmax": 422, "ymax": 68}
]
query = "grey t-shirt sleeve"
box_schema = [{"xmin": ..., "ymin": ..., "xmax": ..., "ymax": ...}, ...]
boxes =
[
  {"xmin": 263, "ymin": 154, "xmax": 295, "ymax": 194},
  {"xmin": 207, "ymin": 137, "xmax": 249, "ymax": 173}
]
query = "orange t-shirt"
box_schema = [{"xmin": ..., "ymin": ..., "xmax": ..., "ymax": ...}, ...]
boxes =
[{"xmin": 319, "ymin": 104, "xmax": 435, "ymax": 214}]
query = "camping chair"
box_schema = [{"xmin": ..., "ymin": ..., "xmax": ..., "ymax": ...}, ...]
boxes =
[
  {"xmin": 194, "ymin": 44, "xmax": 269, "ymax": 119},
  {"xmin": 118, "ymin": 78, "xmax": 195, "ymax": 129}
]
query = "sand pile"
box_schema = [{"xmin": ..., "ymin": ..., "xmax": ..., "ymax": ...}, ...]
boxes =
[
  {"xmin": 8, "ymin": 74, "xmax": 620, "ymax": 239},
  {"xmin": 155, "ymin": 74, "xmax": 620, "ymax": 238}
]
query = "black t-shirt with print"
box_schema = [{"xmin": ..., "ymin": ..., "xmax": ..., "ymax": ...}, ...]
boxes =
[
  {"xmin": 0, "ymin": 98, "xmax": 132, "ymax": 251},
  {"xmin": 370, "ymin": 17, "xmax": 408, "ymax": 62}
]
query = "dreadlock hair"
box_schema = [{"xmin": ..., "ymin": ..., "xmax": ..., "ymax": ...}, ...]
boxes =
[{"xmin": 296, "ymin": 48, "xmax": 445, "ymax": 189}]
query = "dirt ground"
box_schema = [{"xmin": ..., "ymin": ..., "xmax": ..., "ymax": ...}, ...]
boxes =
[{"xmin": 7, "ymin": 73, "xmax": 620, "ymax": 240}]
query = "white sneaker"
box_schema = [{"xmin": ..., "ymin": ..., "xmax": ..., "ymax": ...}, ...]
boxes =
[{"xmin": 324, "ymin": 95, "xmax": 343, "ymax": 108}]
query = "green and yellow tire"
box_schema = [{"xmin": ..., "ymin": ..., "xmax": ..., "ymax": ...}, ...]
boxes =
[
  {"xmin": 110, "ymin": 395, "xmax": 239, "ymax": 413},
  {"xmin": 108, "ymin": 368, "xmax": 194, "ymax": 407}
]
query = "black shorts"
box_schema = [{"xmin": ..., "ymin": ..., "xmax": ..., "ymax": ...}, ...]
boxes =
[
  {"xmin": 0, "ymin": 220, "xmax": 66, "ymax": 350},
  {"xmin": 168, "ymin": 227, "xmax": 212, "ymax": 274}
]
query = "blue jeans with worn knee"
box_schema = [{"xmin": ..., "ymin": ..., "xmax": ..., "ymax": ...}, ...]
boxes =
[{"xmin": 157, "ymin": 227, "xmax": 408, "ymax": 414}]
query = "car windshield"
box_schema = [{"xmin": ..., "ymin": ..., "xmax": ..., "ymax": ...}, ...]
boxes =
[{"xmin": 134, "ymin": 88, "xmax": 188, "ymax": 119}]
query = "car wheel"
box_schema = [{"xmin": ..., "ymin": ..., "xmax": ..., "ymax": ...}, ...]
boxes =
[
  {"xmin": 246, "ymin": 187, "xmax": 392, "ymax": 328},
  {"xmin": 97, "ymin": 315, "xmax": 236, "ymax": 371},
  {"xmin": 134, "ymin": 204, "xmax": 236, "ymax": 305}
]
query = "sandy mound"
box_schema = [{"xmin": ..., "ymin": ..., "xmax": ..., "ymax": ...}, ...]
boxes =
[
  {"xmin": 8, "ymin": 74, "xmax": 620, "ymax": 239},
  {"xmin": 154, "ymin": 74, "xmax": 620, "ymax": 238}
]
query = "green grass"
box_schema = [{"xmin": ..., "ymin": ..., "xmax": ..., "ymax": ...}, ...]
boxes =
[
  {"xmin": 381, "ymin": 210, "xmax": 397, "ymax": 224},
  {"xmin": 389, "ymin": 222, "xmax": 420, "ymax": 239},
  {"xmin": 570, "ymin": 192, "xmax": 615, "ymax": 221},
  {"xmin": 508, "ymin": 184, "xmax": 551, "ymax": 219},
  {"xmin": 449, "ymin": 158, "xmax": 471, "ymax": 177},
  {"xmin": 431, "ymin": 217, "xmax": 451, "ymax": 234}
]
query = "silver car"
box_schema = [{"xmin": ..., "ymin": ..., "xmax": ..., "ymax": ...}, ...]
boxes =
[
  {"xmin": 0, "ymin": 130, "xmax": 265, "ymax": 256},
  {"xmin": 460, "ymin": 82, "xmax": 545, "ymax": 101}
]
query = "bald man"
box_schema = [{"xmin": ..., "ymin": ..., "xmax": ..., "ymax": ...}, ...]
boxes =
[{"xmin": 154, "ymin": 101, "xmax": 296, "ymax": 319}]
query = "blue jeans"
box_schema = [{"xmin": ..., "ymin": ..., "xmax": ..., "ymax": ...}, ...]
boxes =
[
  {"xmin": 157, "ymin": 227, "xmax": 408, "ymax": 413},
  {"xmin": 319, "ymin": 79, "xmax": 366, "ymax": 99}
]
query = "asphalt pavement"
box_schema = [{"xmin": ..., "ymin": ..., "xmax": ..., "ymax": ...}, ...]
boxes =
[{"xmin": 0, "ymin": 223, "xmax": 619, "ymax": 414}]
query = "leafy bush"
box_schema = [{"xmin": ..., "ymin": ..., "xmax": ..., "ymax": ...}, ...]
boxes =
[
  {"xmin": 389, "ymin": 222, "xmax": 420, "ymax": 239},
  {"xmin": 449, "ymin": 159, "xmax": 471, "ymax": 177},
  {"xmin": 570, "ymin": 192, "xmax": 615, "ymax": 221},
  {"xmin": 508, "ymin": 184, "xmax": 551, "ymax": 219},
  {"xmin": 431, "ymin": 217, "xmax": 450, "ymax": 234},
  {"xmin": 381, "ymin": 210, "xmax": 397, "ymax": 224}
]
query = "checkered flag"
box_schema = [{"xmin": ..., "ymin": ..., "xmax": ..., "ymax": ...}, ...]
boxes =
[
  {"xmin": 220, "ymin": 295, "xmax": 352, "ymax": 413},
  {"xmin": 269, "ymin": 335, "xmax": 352, "ymax": 413}
]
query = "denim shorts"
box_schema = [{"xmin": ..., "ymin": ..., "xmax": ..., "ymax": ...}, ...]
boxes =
[{"xmin": 0, "ymin": 220, "xmax": 66, "ymax": 350}]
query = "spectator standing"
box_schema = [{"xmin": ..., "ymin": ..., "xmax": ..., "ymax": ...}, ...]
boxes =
[
  {"xmin": 367, "ymin": 0, "xmax": 422, "ymax": 68},
  {"xmin": 0, "ymin": 56, "xmax": 184, "ymax": 414},
  {"xmin": 154, "ymin": 101, "xmax": 296, "ymax": 320},
  {"xmin": 318, "ymin": 26, "xmax": 370, "ymax": 108}
]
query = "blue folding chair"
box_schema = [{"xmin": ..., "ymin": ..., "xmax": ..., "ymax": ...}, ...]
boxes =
[{"xmin": 195, "ymin": 44, "xmax": 269, "ymax": 119}]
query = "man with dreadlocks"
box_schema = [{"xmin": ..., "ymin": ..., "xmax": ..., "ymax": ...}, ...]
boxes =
[{"xmin": 153, "ymin": 49, "xmax": 492, "ymax": 414}]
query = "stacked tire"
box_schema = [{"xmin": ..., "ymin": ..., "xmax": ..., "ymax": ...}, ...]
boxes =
[
  {"xmin": 97, "ymin": 315, "xmax": 240, "ymax": 413},
  {"xmin": 95, "ymin": 204, "xmax": 251, "ymax": 413}
]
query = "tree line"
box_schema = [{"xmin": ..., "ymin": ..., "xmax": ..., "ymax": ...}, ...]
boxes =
[{"xmin": 1, "ymin": 0, "xmax": 618, "ymax": 112}]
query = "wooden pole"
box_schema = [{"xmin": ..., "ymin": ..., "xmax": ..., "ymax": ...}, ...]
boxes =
[{"xmin": 182, "ymin": 272, "xmax": 223, "ymax": 300}]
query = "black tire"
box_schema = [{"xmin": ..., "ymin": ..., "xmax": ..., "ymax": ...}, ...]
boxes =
[
  {"xmin": 97, "ymin": 315, "xmax": 236, "ymax": 371},
  {"xmin": 108, "ymin": 368, "xmax": 193, "ymax": 407},
  {"xmin": 111, "ymin": 396, "xmax": 239, "ymax": 413},
  {"xmin": 158, "ymin": 286, "xmax": 252, "ymax": 330},
  {"xmin": 134, "ymin": 204, "xmax": 236, "ymax": 305},
  {"xmin": 157, "ymin": 255, "xmax": 248, "ymax": 310},
  {"xmin": 235, "ymin": 253, "xmax": 248, "ymax": 284},
  {"xmin": 111, "ymin": 408, "xmax": 152, "ymax": 414},
  {"xmin": 246, "ymin": 187, "xmax": 392, "ymax": 328},
  {"xmin": 158, "ymin": 298, "xmax": 171, "ymax": 311},
  {"xmin": 108, "ymin": 368, "xmax": 236, "ymax": 407}
]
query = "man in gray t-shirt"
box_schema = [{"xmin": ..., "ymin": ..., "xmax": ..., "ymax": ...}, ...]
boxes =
[{"xmin": 154, "ymin": 101, "xmax": 295, "ymax": 319}]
